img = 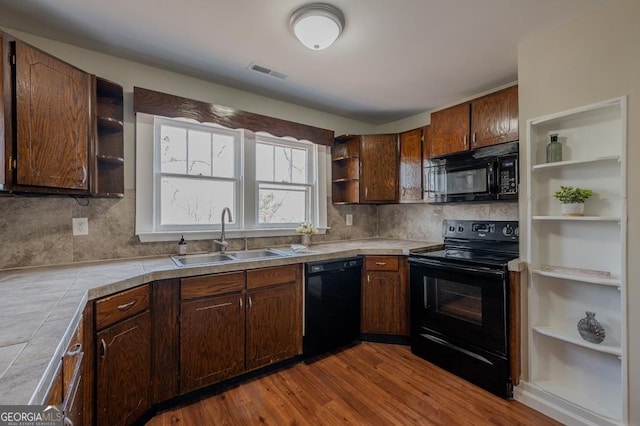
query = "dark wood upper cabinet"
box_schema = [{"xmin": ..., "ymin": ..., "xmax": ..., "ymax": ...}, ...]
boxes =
[
  {"xmin": 470, "ymin": 85, "xmax": 519, "ymax": 149},
  {"xmin": 332, "ymin": 134, "xmax": 399, "ymax": 204},
  {"xmin": 0, "ymin": 31, "xmax": 124, "ymax": 197},
  {"xmin": 360, "ymin": 134, "xmax": 399, "ymax": 203},
  {"xmin": 399, "ymin": 128, "xmax": 423, "ymax": 201},
  {"xmin": 14, "ymin": 40, "xmax": 91, "ymax": 190},
  {"xmin": 429, "ymin": 102, "xmax": 471, "ymax": 158},
  {"xmin": 428, "ymin": 85, "xmax": 519, "ymax": 158}
]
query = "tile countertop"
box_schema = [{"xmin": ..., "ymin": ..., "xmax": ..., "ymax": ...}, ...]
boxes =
[{"xmin": 0, "ymin": 238, "xmax": 445, "ymax": 405}]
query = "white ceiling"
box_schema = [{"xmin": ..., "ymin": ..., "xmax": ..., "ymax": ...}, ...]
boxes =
[{"xmin": 0, "ymin": 0, "xmax": 610, "ymax": 124}]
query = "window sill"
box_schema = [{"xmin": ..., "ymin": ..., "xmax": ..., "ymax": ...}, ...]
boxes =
[{"xmin": 137, "ymin": 227, "xmax": 328, "ymax": 243}]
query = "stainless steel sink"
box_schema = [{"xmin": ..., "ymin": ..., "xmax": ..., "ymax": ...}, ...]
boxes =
[
  {"xmin": 171, "ymin": 248, "xmax": 290, "ymax": 267},
  {"xmin": 171, "ymin": 253, "xmax": 235, "ymax": 267},
  {"xmin": 228, "ymin": 248, "xmax": 288, "ymax": 260}
]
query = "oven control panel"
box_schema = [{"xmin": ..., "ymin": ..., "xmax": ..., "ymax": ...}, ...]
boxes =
[{"xmin": 442, "ymin": 220, "xmax": 519, "ymax": 242}]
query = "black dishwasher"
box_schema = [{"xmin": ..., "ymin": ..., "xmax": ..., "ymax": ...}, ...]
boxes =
[{"xmin": 304, "ymin": 257, "xmax": 362, "ymax": 359}]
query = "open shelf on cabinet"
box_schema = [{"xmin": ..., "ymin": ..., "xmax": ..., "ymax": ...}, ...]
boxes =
[
  {"xmin": 530, "ymin": 332, "xmax": 623, "ymax": 423},
  {"xmin": 331, "ymin": 135, "xmax": 360, "ymax": 204},
  {"xmin": 93, "ymin": 77, "xmax": 124, "ymax": 198},
  {"xmin": 532, "ymin": 326, "xmax": 621, "ymax": 356},
  {"xmin": 532, "ymin": 155, "xmax": 620, "ymax": 171},
  {"xmin": 531, "ymin": 268, "xmax": 621, "ymax": 287},
  {"xmin": 532, "ymin": 215, "xmax": 620, "ymax": 222}
]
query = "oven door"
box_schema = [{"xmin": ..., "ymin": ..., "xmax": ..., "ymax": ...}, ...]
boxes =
[
  {"xmin": 425, "ymin": 160, "xmax": 495, "ymax": 202},
  {"xmin": 409, "ymin": 257, "xmax": 507, "ymax": 355}
]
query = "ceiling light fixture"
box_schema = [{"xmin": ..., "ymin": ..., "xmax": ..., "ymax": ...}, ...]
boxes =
[{"xmin": 290, "ymin": 3, "xmax": 345, "ymax": 50}]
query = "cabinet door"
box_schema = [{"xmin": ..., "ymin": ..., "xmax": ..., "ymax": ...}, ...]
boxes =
[
  {"xmin": 471, "ymin": 85, "xmax": 518, "ymax": 149},
  {"xmin": 361, "ymin": 267, "xmax": 408, "ymax": 336},
  {"xmin": 96, "ymin": 311, "xmax": 151, "ymax": 426},
  {"xmin": 14, "ymin": 40, "xmax": 90, "ymax": 190},
  {"xmin": 360, "ymin": 134, "xmax": 398, "ymax": 203},
  {"xmin": 179, "ymin": 293, "xmax": 245, "ymax": 393},
  {"xmin": 399, "ymin": 128, "xmax": 422, "ymax": 201},
  {"xmin": 246, "ymin": 283, "xmax": 301, "ymax": 371},
  {"xmin": 429, "ymin": 102, "xmax": 470, "ymax": 158}
]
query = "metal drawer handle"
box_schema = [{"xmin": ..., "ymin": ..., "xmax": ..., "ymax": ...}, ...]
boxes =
[
  {"xmin": 100, "ymin": 338, "xmax": 107, "ymax": 360},
  {"xmin": 196, "ymin": 302, "xmax": 231, "ymax": 311},
  {"xmin": 239, "ymin": 298, "xmax": 243, "ymax": 310},
  {"xmin": 117, "ymin": 300, "xmax": 137, "ymax": 311},
  {"xmin": 66, "ymin": 343, "xmax": 82, "ymax": 357},
  {"xmin": 375, "ymin": 262, "xmax": 387, "ymax": 266},
  {"xmin": 248, "ymin": 296, "xmax": 253, "ymax": 310}
]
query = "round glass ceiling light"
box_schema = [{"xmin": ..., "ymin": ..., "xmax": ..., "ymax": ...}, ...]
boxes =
[{"xmin": 290, "ymin": 3, "xmax": 345, "ymax": 50}]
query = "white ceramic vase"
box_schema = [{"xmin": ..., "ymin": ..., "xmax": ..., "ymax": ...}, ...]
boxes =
[
  {"xmin": 561, "ymin": 202, "xmax": 585, "ymax": 216},
  {"xmin": 301, "ymin": 234, "xmax": 312, "ymax": 247}
]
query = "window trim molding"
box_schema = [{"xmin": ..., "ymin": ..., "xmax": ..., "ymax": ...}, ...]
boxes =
[{"xmin": 133, "ymin": 87, "xmax": 334, "ymax": 146}]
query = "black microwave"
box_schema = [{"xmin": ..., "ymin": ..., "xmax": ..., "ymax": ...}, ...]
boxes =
[{"xmin": 424, "ymin": 141, "xmax": 518, "ymax": 203}]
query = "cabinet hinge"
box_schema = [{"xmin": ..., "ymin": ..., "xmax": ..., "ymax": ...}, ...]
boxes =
[{"xmin": 8, "ymin": 156, "xmax": 16, "ymax": 171}]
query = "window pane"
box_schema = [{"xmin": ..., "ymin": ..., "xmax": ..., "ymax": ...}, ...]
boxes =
[
  {"xmin": 274, "ymin": 146, "xmax": 292, "ymax": 183},
  {"xmin": 212, "ymin": 134, "xmax": 235, "ymax": 178},
  {"xmin": 160, "ymin": 177, "xmax": 234, "ymax": 225},
  {"xmin": 256, "ymin": 143, "xmax": 274, "ymax": 181},
  {"xmin": 188, "ymin": 130, "xmax": 212, "ymax": 176},
  {"xmin": 160, "ymin": 126, "xmax": 187, "ymax": 173},
  {"xmin": 258, "ymin": 184, "xmax": 308, "ymax": 224},
  {"xmin": 291, "ymin": 148, "xmax": 307, "ymax": 184}
]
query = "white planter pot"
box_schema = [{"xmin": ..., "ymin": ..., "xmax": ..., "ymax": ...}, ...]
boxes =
[{"xmin": 561, "ymin": 203, "xmax": 585, "ymax": 216}]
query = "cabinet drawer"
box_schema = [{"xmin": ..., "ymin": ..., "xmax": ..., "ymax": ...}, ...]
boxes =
[
  {"xmin": 247, "ymin": 265, "xmax": 299, "ymax": 290},
  {"xmin": 95, "ymin": 284, "xmax": 149, "ymax": 330},
  {"xmin": 181, "ymin": 271, "xmax": 245, "ymax": 300},
  {"xmin": 365, "ymin": 256, "xmax": 399, "ymax": 271}
]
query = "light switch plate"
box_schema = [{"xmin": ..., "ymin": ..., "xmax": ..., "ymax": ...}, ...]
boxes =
[
  {"xmin": 346, "ymin": 214, "xmax": 353, "ymax": 226},
  {"xmin": 72, "ymin": 218, "xmax": 89, "ymax": 236}
]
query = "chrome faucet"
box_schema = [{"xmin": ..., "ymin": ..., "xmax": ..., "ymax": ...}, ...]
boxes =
[{"xmin": 213, "ymin": 207, "xmax": 232, "ymax": 253}]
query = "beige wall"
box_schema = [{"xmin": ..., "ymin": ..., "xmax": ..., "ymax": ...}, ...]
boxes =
[{"xmin": 517, "ymin": 0, "xmax": 640, "ymax": 423}]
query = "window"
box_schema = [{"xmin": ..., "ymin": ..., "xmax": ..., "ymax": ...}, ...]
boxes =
[
  {"xmin": 255, "ymin": 136, "xmax": 314, "ymax": 226},
  {"xmin": 155, "ymin": 119, "xmax": 241, "ymax": 230},
  {"xmin": 135, "ymin": 114, "xmax": 327, "ymax": 242}
]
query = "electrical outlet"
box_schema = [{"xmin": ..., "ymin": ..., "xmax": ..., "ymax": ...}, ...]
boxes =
[
  {"xmin": 72, "ymin": 217, "xmax": 89, "ymax": 236},
  {"xmin": 346, "ymin": 214, "xmax": 353, "ymax": 226}
]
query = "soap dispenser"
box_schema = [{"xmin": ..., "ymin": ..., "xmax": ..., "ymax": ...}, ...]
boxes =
[{"xmin": 178, "ymin": 235, "xmax": 187, "ymax": 255}]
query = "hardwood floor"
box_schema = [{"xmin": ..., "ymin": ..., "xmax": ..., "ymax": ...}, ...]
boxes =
[{"xmin": 147, "ymin": 342, "xmax": 560, "ymax": 425}]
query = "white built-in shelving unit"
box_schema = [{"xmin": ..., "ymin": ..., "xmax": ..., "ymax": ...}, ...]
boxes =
[{"xmin": 519, "ymin": 97, "xmax": 627, "ymax": 425}]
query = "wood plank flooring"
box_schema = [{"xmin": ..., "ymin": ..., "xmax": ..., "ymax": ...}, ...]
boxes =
[{"xmin": 147, "ymin": 342, "xmax": 560, "ymax": 425}]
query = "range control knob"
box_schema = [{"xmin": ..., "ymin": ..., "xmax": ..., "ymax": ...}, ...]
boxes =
[
  {"xmin": 457, "ymin": 226, "xmax": 464, "ymax": 233},
  {"xmin": 448, "ymin": 225, "xmax": 455, "ymax": 233},
  {"xmin": 514, "ymin": 227, "xmax": 520, "ymax": 237},
  {"xmin": 502, "ymin": 225, "xmax": 514, "ymax": 236}
]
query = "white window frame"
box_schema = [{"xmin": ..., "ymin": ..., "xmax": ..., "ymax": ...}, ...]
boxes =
[
  {"xmin": 252, "ymin": 133, "xmax": 317, "ymax": 229},
  {"xmin": 153, "ymin": 117, "xmax": 243, "ymax": 232},
  {"xmin": 135, "ymin": 113, "xmax": 328, "ymax": 243}
]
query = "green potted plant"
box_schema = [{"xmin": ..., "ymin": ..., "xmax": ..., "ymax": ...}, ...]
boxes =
[{"xmin": 553, "ymin": 186, "xmax": 593, "ymax": 216}]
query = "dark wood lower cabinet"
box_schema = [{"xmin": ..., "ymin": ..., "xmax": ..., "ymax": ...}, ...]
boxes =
[
  {"xmin": 179, "ymin": 292, "xmax": 245, "ymax": 394},
  {"xmin": 246, "ymin": 283, "xmax": 302, "ymax": 371},
  {"xmin": 361, "ymin": 256, "xmax": 409, "ymax": 336},
  {"xmin": 96, "ymin": 311, "xmax": 151, "ymax": 426}
]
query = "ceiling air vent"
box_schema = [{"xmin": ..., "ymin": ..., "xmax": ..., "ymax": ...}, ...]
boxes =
[{"xmin": 248, "ymin": 62, "xmax": 288, "ymax": 80}]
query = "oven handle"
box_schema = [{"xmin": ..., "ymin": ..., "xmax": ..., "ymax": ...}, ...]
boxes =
[
  {"xmin": 420, "ymin": 331, "xmax": 494, "ymax": 366},
  {"xmin": 423, "ymin": 276, "xmax": 428, "ymax": 310},
  {"xmin": 409, "ymin": 257, "xmax": 505, "ymax": 278}
]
